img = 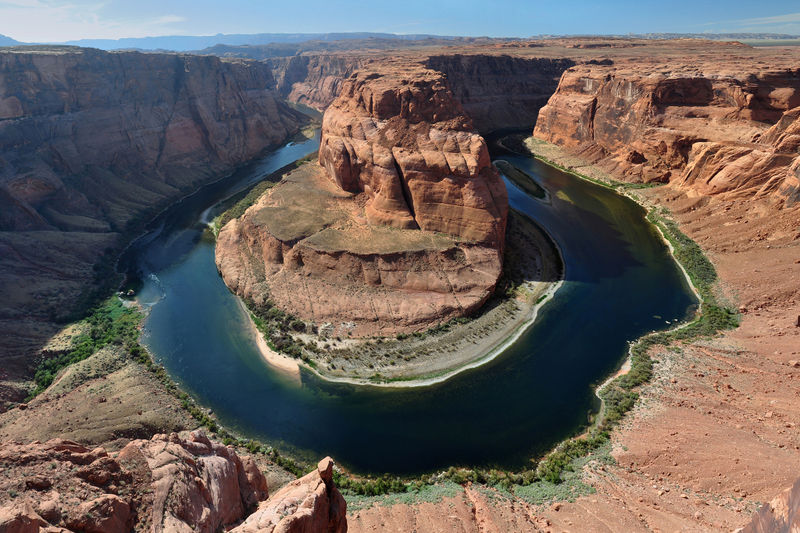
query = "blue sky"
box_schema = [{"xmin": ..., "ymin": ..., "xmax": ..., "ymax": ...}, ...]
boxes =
[{"xmin": 1, "ymin": 0, "xmax": 799, "ymax": 42}]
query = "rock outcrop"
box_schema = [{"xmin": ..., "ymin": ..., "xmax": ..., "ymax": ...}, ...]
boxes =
[
  {"xmin": 318, "ymin": 64, "xmax": 507, "ymax": 245},
  {"xmin": 534, "ymin": 62, "xmax": 800, "ymax": 205},
  {"xmin": 0, "ymin": 432, "xmax": 345, "ymax": 532},
  {"xmin": 0, "ymin": 431, "xmax": 269, "ymax": 532},
  {"xmin": 231, "ymin": 457, "xmax": 346, "ymax": 533},
  {"xmin": 741, "ymin": 476, "xmax": 800, "ymax": 532},
  {"xmin": 217, "ymin": 63, "xmax": 508, "ymax": 336}
]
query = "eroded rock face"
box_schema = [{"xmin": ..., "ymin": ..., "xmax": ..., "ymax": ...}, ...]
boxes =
[
  {"xmin": 741, "ymin": 476, "xmax": 800, "ymax": 532},
  {"xmin": 0, "ymin": 431, "xmax": 271, "ymax": 532},
  {"xmin": 216, "ymin": 163, "xmax": 504, "ymax": 337},
  {"xmin": 231, "ymin": 457, "xmax": 346, "ymax": 533},
  {"xmin": 217, "ymin": 63, "xmax": 508, "ymax": 336},
  {"xmin": 0, "ymin": 47, "xmax": 302, "ymax": 234},
  {"xmin": 534, "ymin": 63, "xmax": 800, "ymax": 205},
  {"xmin": 318, "ymin": 64, "xmax": 507, "ymax": 246},
  {"xmin": 425, "ymin": 54, "xmax": 574, "ymax": 133},
  {"xmin": 118, "ymin": 431, "xmax": 269, "ymax": 532},
  {"xmin": 269, "ymin": 54, "xmax": 368, "ymax": 109},
  {"xmin": 0, "ymin": 46, "xmax": 303, "ymax": 388}
]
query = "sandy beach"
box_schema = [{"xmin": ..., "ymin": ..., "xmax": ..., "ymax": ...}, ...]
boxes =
[{"xmin": 239, "ymin": 299, "xmax": 302, "ymax": 382}]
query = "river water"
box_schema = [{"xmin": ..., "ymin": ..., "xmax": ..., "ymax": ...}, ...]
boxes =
[{"xmin": 122, "ymin": 131, "xmax": 696, "ymax": 475}]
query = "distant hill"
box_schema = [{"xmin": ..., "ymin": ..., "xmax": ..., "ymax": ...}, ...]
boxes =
[
  {"xmin": 533, "ymin": 32, "xmax": 800, "ymax": 41},
  {"xmin": 7, "ymin": 31, "xmax": 798, "ymax": 52},
  {"xmin": 0, "ymin": 34, "xmax": 20, "ymax": 47},
  {"xmin": 193, "ymin": 36, "xmax": 505, "ymax": 60},
  {"xmin": 55, "ymin": 32, "xmax": 464, "ymax": 52}
]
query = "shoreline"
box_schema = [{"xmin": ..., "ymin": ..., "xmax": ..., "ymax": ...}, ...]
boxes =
[
  {"xmin": 113, "ymin": 126, "xmax": 315, "ymax": 287},
  {"xmin": 290, "ymin": 277, "xmax": 565, "ymax": 388},
  {"xmin": 239, "ymin": 299, "xmax": 302, "ymax": 382},
  {"xmin": 521, "ymin": 137, "xmax": 707, "ymax": 417},
  {"xmin": 241, "ymin": 209, "xmax": 566, "ymax": 389}
]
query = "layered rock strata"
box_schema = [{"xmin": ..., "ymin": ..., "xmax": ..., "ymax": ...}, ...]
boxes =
[
  {"xmin": 741, "ymin": 476, "xmax": 800, "ymax": 532},
  {"xmin": 534, "ymin": 63, "xmax": 800, "ymax": 205},
  {"xmin": 425, "ymin": 54, "xmax": 574, "ymax": 133},
  {"xmin": 217, "ymin": 64, "xmax": 508, "ymax": 336},
  {"xmin": 269, "ymin": 54, "xmax": 368, "ymax": 109},
  {"xmin": 0, "ymin": 432, "xmax": 346, "ymax": 533},
  {"xmin": 318, "ymin": 65, "xmax": 507, "ymax": 245},
  {"xmin": 0, "ymin": 46, "xmax": 303, "ymax": 387}
]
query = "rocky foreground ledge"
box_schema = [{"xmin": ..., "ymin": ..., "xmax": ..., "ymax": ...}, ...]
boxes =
[
  {"xmin": 0, "ymin": 431, "xmax": 346, "ymax": 533},
  {"xmin": 216, "ymin": 62, "xmax": 509, "ymax": 337}
]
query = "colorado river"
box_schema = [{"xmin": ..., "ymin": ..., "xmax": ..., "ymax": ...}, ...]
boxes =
[{"xmin": 122, "ymin": 130, "xmax": 696, "ymax": 475}]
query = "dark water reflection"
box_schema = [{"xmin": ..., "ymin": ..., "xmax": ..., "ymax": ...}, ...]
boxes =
[{"xmin": 128, "ymin": 132, "xmax": 696, "ymax": 475}]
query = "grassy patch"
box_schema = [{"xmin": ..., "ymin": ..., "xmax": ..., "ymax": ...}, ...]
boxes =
[
  {"xmin": 344, "ymin": 481, "xmax": 462, "ymax": 511},
  {"xmin": 29, "ymin": 298, "xmax": 140, "ymax": 398},
  {"xmin": 246, "ymin": 297, "xmax": 308, "ymax": 360}
]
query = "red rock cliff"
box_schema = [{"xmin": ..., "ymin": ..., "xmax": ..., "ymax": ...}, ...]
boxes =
[
  {"xmin": 318, "ymin": 64, "xmax": 508, "ymax": 246},
  {"xmin": 534, "ymin": 63, "xmax": 800, "ymax": 205},
  {"xmin": 0, "ymin": 432, "xmax": 346, "ymax": 533},
  {"xmin": 425, "ymin": 54, "xmax": 574, "ymax": 133}
]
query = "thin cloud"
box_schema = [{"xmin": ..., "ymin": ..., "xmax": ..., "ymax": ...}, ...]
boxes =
[
  {"xmin": 153, "ymin": 15, "xmax": 186, "ymax": 25},
  {"xmin": 733, "ymin": 11, "xmax": 800, "ymax": 26},
  {"xmin": 697, "ymin": 10, "xmax": 800, "ymax": 33},
  {"xmin": 0, "ymin": 1, "xmax": 188, "ymax": 41}
]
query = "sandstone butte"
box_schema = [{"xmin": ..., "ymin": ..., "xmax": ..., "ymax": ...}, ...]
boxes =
[
  {"xmin": 216, "ymin": 62, "xmax": 509, "ymax": 336},
  {"xmin": 0, "ymin": 431, "xmax": 346, "ymax": 533}
]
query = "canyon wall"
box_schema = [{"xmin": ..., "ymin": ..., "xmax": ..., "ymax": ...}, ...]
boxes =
[
  {"xmin": 0, "ymin": 47, "xmax": 302, "ymax": 233},
  {"xmin": 265, "ymin": 52, "xmax": 574, "ymax": 132},
  {"xmin": 217, "ymin": 63, "xmax": 509, "ymax": 336},
  {"xmin": 425, "ymin": 54, "xmax": 574, "ymax": 133},
  {"xmin": 268, "ymin": 54, "xmax": 368, "ymax": 109},
  {"xmin": 0, "ymin": 47, "xmax": 303, "ymax": 388},
  {"xmin": 534, "ymin": 63, "xmax": 800, "ymax": 205}
]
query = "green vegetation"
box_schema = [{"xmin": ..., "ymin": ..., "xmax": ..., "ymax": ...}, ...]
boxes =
[
  {"xmin": 528, "ymin": 186, "xmax": 739, "ymax": 487},
  {"xmin": 332, "ymin": 154, "xmax": 740, "ymax": 501},
  {"xmin": 28, "ymin": 140, "xmax": 740, "ymax": 504},
  {"xmin": 29, "ymin": 298, "xmax": 140, "ymax": 398},
  {"xmin": 344, "ymin": 481, "xmax": 462, "ymax": 511},
  {"xmin": 246, "ymin": 297, "xmax": 309, "ymax": 359}
]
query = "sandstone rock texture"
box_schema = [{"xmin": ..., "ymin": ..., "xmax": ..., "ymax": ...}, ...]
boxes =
[
  {"xmin": 269, "ymin": 54, "xmax": 368, "ymax": 110},
  {"xmin": 534, "ymin": 60, "xmax": 800, "ymax": 205},
  {"xmin": 0, "ymin": 46, "xmax": 303, "ymax": 392},
  {"xmin": 0, "ymin": 431, "xmax": 343, "ymax": 533},
  {"xmin": 318, "ymin": 64, "xmax": 507, "ymax": 245},
  {"xmin": 217, "ymin": 63, "xmax": 508, "ymax": 336},
  {"xmin": 741, "ymin": 476, "xmax": 800, "ymax": 532},
  {"xmin": 231, "ymin": 457, "xmax": 346, "ymax": 533},
  {"xmin": 0, "ymin": 431, "xmax": 268, "ymax": 532},
  {"xmin": 425, "ymin": 54, "xmax": 575, "ymax": 133}
]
